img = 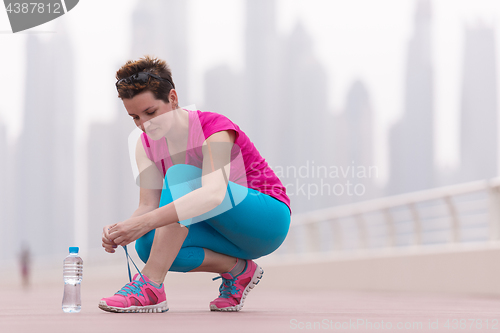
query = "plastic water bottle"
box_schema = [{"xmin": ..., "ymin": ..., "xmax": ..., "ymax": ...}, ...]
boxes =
[{"xmin": 62, "ymin": 247, "xmax": 83, "ymax": 313}]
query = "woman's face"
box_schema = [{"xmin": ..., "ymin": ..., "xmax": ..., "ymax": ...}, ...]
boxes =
[{"xmin": 123, "ymin": 90, "xmax": 177, "ymax": 140}]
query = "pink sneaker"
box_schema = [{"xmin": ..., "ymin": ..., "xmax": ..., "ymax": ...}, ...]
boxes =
[
  {"xmin": 210, "ymin": 260, "xmax": 263, "ymax": 311},
  {"xmin": 98, "ymin": 273, "xmax": 168, "ymax": 313}
]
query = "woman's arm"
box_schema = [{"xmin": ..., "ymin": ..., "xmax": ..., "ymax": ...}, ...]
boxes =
[
  {"xmin": 107, "ymin": 130, "xmax": 236, "ymax": 247},
  {"xmin": 144, "ymin": 129, "xmax": 235, "ymax": 230},
  {"xmin": 102, "ymin": 186, "xmax": 162, "ymax": 253},
  {"xmin": 131, "ymin": 187, "xmax": 162, "ymax": 216}
]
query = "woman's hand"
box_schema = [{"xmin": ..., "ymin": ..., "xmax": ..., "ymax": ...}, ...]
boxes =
[
  {"xmin": 107, "ymin": 216, "xmax": 150, "ymax": 248},
  {"xmin": 102, "ymin": 223, "xmax": 118, "ymax": 253}
]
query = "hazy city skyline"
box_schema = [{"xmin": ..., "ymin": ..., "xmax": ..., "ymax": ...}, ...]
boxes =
[
  {"xmin": 2, "ymin": 1, "xmax": 500, "ymax": 183},
  {"xmin": 1, "ymin": 0, "xmax": 500, "ymax": 260}
]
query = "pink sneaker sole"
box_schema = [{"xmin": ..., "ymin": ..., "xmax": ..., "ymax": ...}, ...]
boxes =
[
  {"xmin": 98, "ymin": 300, "xmax": 169, "ymax": 313},
  {"xmin": 209, "ymin": 264, "xmax": 264, "ymax": 312}
]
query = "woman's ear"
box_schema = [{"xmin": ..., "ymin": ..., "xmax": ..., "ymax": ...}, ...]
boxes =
[{"xmin": 168, "ymin": 89, "xmax": 178, "ymax": 107}]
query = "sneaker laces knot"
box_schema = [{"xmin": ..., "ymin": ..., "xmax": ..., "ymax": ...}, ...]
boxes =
[
  {"xmin": 116, "ymin": 280, "xmax": 145, "ymax": 297},
  {"xmin": 212, "ymin": 276, "xmax": 239, "ymax": 298}
]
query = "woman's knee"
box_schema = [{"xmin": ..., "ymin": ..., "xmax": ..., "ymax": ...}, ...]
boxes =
[
  {"xmin": 164, "ymin": 164, "xmax": 203, "ymax": 203},
  {"xmin": 169, "ymin": 247, "xmax": 205, "ymax": 272}
]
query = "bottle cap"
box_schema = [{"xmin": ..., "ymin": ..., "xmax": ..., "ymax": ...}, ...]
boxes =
[{"xmin": 69, "ymin": 247, "xmax": 79, "ymax": 254}]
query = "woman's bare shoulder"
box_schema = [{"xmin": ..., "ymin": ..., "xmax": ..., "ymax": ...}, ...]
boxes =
[
  {"xmin": 135, "ymin": 134, "xmax": 153, "ymax": 167},
  {"xmin": 135, "ymin": 134, "xmax": 164, "ymax": 191}
]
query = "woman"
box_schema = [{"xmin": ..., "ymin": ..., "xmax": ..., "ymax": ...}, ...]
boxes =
[{"xmin": 99, "ymin": 56, "xmax": 291, "ymax": 313}]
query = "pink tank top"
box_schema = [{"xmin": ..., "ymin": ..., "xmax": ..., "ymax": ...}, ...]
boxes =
[{"xmin": 141, "ymin": 109, "xmax": 291, "ymax": 213}]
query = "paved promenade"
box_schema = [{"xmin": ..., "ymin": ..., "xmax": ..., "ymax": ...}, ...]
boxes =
[{"xmin": 1, "ymin": 264, "xmax": 500, "ymax": 333}]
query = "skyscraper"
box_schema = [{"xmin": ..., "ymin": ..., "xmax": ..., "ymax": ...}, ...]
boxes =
[
  {"xmin": 459, "ymin": 23, "xmax": 498, "ymax": 182},
  {"xmin": 0, "ymin": 121, "xmax": 8, "ymax": 260},
  {"xmin": 388, "ymin": 0, "xmax": 434, "ymax": 194},
  {"xmin": 343, "ymin": 80, "xmax": 377, "ymax": 201},
  {"xmin": 130, "ymin": 0, "xmax": 189, "ymax": 104},
  {"xmin": 243, "ymin": 2, "xmax": 334, "ymax": 213},
  {"xmin": 14, "ymin": 22, "xmax": 76, "ymax": 256},
  {"xmin": 243, "ymin": 0, "xmax": 280, "ymax": 157},
  {"xmin": 203, "ymin": 64, "xmax": 244, "ymax": 125},
  {"xmin": 344, "ymin": 81, "xmax": 373, "ymax": 168}
]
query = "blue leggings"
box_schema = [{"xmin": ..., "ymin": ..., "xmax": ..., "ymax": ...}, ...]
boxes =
[{"xmin": 135, "ymin": 164, "xmax": 291, "ymax": 272}]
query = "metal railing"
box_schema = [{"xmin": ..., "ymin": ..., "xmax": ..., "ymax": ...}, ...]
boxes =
[{"xmin": 269, "ymin": 178, "xmax": 500, "ymax": 263}]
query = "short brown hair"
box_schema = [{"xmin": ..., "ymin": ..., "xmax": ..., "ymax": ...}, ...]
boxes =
[{"xmin": 115, "ymin": 55, "xmax": 175, "ymax": 103}]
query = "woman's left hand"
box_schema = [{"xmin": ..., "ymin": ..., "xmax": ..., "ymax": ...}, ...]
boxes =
[{"xmin": 108, "ymin": 216, "xmax": 150, "ymax": 247}]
